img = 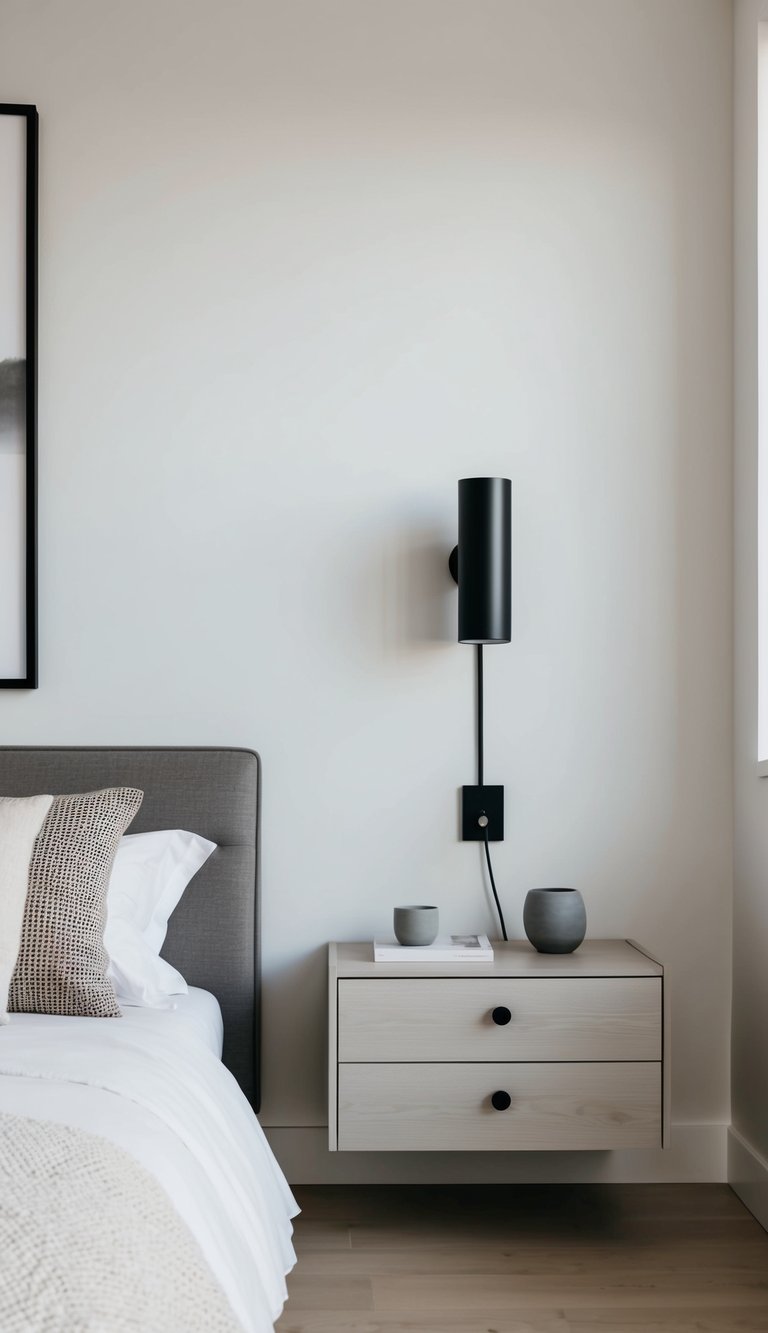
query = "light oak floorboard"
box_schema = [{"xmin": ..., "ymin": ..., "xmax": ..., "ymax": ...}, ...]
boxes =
[
  {"xmin": 276, "ymin": 1317, "xmax": 768, "ymax": 1333},
  {"xmin": 277, "ymin": 1315, "xmax": 569, "ymax": 1333},
  {"xmin": 349, "ymin": 1217, "xmax": 759, "ymax": 1247},
  {"xmin": 565, "ymin": 1314, "xmax": 768, "ymax": 1332},
  {"xmin": 290, "ymin": 1221, "xmax": 352, "ymax": 1252},
  {"xmin": 295, "ymin": 1241, "xmax": 768, "ymax": 1277},
  {"xmin": 371, "ymin": 1273, "xmax": 768, "ymax": 1311},
  {"xmin": 276, "ymin": 1185, "xmax": 768, "ymax": 1333},
  {"xmin": 280, "ymin": 1275, "xmax": 373, "ymax": 1311}
]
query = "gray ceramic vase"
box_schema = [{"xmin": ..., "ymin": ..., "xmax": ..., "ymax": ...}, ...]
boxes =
[
  {"xmin": 523, "ymin": 888, "xmax": 586, "ymax": 954},
  {"xmin": 393, "ymin": 905, "xmax": 439, "ymax": 947}
]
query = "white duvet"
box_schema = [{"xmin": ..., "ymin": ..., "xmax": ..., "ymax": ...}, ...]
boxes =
[{"xmin": 0, "ymin": 992, "xmax": 298, "ymax": 1333}]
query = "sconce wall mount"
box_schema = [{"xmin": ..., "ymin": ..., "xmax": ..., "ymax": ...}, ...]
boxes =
[
  {"xmin": 451, "ymin": 476, "xmax": 511, "ymax": 845},
  {"xmin": 450, "ymin": 476, "xmax": 512, "ymax": 938}
]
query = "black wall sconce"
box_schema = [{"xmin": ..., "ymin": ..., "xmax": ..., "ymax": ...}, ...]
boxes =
[{"xmin": 450, "ymin": 476, "xmax": 511, "ymax": 939}]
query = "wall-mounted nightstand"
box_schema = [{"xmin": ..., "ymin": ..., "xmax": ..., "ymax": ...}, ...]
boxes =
[{"xmin": 328, "ymin": 939, "xmax": 668, "ymax": 1152}]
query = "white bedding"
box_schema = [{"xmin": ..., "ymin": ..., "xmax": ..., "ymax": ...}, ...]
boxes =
[
  {"xmin": 0, "ymin": 990, "xmax": 297, "ymax": 1333},
  {"xmin": 15, "ymin": 985, "xmax": 227, "ymax": 1058}
]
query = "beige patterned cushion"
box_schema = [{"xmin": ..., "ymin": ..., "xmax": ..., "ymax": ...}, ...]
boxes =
[{"xmin": 8, "ymin": 787, "xmax": 143, "ymax": 1017}]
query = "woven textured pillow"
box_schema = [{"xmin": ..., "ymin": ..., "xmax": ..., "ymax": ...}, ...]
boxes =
[{"xmin": 8, "ymin": 787, "xmax": 143, "ymax": 1018}]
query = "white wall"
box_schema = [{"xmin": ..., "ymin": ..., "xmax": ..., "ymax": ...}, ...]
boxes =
[
  {"xmin": 732, "ymin": 0, "xmax": 768, "ymax": 1225},
  {"xmin": 0, "ymin": 0, "xmax": 733, "ymax": 1181}
]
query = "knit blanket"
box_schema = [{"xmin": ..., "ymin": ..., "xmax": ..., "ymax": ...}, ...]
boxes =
[{"xmin": 0, "ymin": 1111, "xmax": 241, "ymax": 1333}]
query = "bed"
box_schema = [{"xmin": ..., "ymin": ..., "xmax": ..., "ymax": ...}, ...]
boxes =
[{"xmin": 0, "ymin": 746, "xmax": 297, "ymax": 1333}]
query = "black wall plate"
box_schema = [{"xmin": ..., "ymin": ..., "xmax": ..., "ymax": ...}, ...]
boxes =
[{"xmin": 461, "ymin": 785, "xmax": 504, "ymax": 841}]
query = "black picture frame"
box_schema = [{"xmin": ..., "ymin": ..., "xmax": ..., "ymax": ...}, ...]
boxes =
[{"xmin": 0, "ymin": 103, "xmax": 37, "ymax": 689}]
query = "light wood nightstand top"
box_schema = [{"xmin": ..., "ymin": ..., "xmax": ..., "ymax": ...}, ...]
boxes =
[{"xmin": 329, "ymin": 938, "xmax": 662, "ymax": 979}]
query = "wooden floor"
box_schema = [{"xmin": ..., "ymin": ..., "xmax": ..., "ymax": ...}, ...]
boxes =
[{"xmin": 275, "ymin": 1184, "xmax": 768, "ymax": 1333}]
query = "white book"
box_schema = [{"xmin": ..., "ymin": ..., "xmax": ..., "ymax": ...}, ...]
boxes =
[{"xmin": 373, "ymin": 934, "xmax": 494, "ymax": 963}]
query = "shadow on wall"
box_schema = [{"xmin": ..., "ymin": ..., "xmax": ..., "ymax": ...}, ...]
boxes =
[
  {"xmin": 261, "ymin": 943, "xmax": 334, "ymax": 1125},
  {"xmin": 0, "ymin": 359, "xmax": 25, "ymax": 448},
  {"xmin": 376, "ymin": 515, "xmax": 456, "ymax": 657}
]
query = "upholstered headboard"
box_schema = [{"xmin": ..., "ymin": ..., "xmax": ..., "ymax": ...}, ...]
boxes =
[{"xmin": 0, "ymin": 747, "xmax": 261, "ymax": 1108}]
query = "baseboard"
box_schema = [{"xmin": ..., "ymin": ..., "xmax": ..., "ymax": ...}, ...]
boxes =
[
  {"xmin": 265, "ymin": 1123, "xmax": 728, "ymax": 1185},
  {"xmin": 728, "ymin": 1126, "xmax": 768, "ymax": 1232}
]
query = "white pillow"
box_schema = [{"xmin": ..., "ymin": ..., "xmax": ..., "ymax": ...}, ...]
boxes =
[
  {"xmin": 105, "ymin": 829, "xmax": 216, "ymax": 1008},
  {"xmin": 0, "ymin": 794, "xmax": 54, "ymax": 1023}
]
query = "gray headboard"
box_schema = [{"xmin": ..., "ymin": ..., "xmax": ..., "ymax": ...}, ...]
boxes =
[{"xmin": 0, "ymin": 747, "xmax": 261, "ymax": 1109}]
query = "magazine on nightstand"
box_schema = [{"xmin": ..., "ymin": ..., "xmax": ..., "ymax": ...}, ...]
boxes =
[{"xmin": 373, "ymin": 934, "xmax": 494, "ymax": 963}]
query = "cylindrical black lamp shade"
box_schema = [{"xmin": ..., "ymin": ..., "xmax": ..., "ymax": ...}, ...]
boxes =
[{"xmin": 457, "ymin": 477, "xmax": 511, "ymax": 644}]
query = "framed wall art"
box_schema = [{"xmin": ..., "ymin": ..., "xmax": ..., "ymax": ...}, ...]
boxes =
[{"xmin": 0, "ymin": 103, "xmax": 37, "ymax": 688}]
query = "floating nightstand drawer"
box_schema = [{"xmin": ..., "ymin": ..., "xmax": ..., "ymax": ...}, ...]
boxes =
[
  {"xmin": 338, "ymin": 1061, "xmax": 662, "ymax": 1152},
  {"xmin": 328, "ymin": 941, "xmax": 668, "ymax": 1153},
  {"xmin": 338, "ymin": 977, "xmax": 661, "ymax": 1063}
]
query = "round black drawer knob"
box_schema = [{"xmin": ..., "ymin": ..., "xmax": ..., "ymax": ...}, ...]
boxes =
[
  {"xmin": 491, "ymin": 1006, "xmax": 512, "ymax": 1026},
  {"xmin": 491, "ymin": 1090, "xmax": 512, "ymax": 1111}
]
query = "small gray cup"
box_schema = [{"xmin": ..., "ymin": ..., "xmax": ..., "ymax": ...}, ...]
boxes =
[{"xmin": 393, "ymin": 905, "xmax": 439, "ymax": 947}]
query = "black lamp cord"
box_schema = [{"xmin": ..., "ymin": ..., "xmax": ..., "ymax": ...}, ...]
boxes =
[
  {"xmin": 476, "ymin": 645, "xmax": 508, "ymax": 942},
  {"xmin": 483, "ymin": 827, "xmax": 508, "ymax": 943}
]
